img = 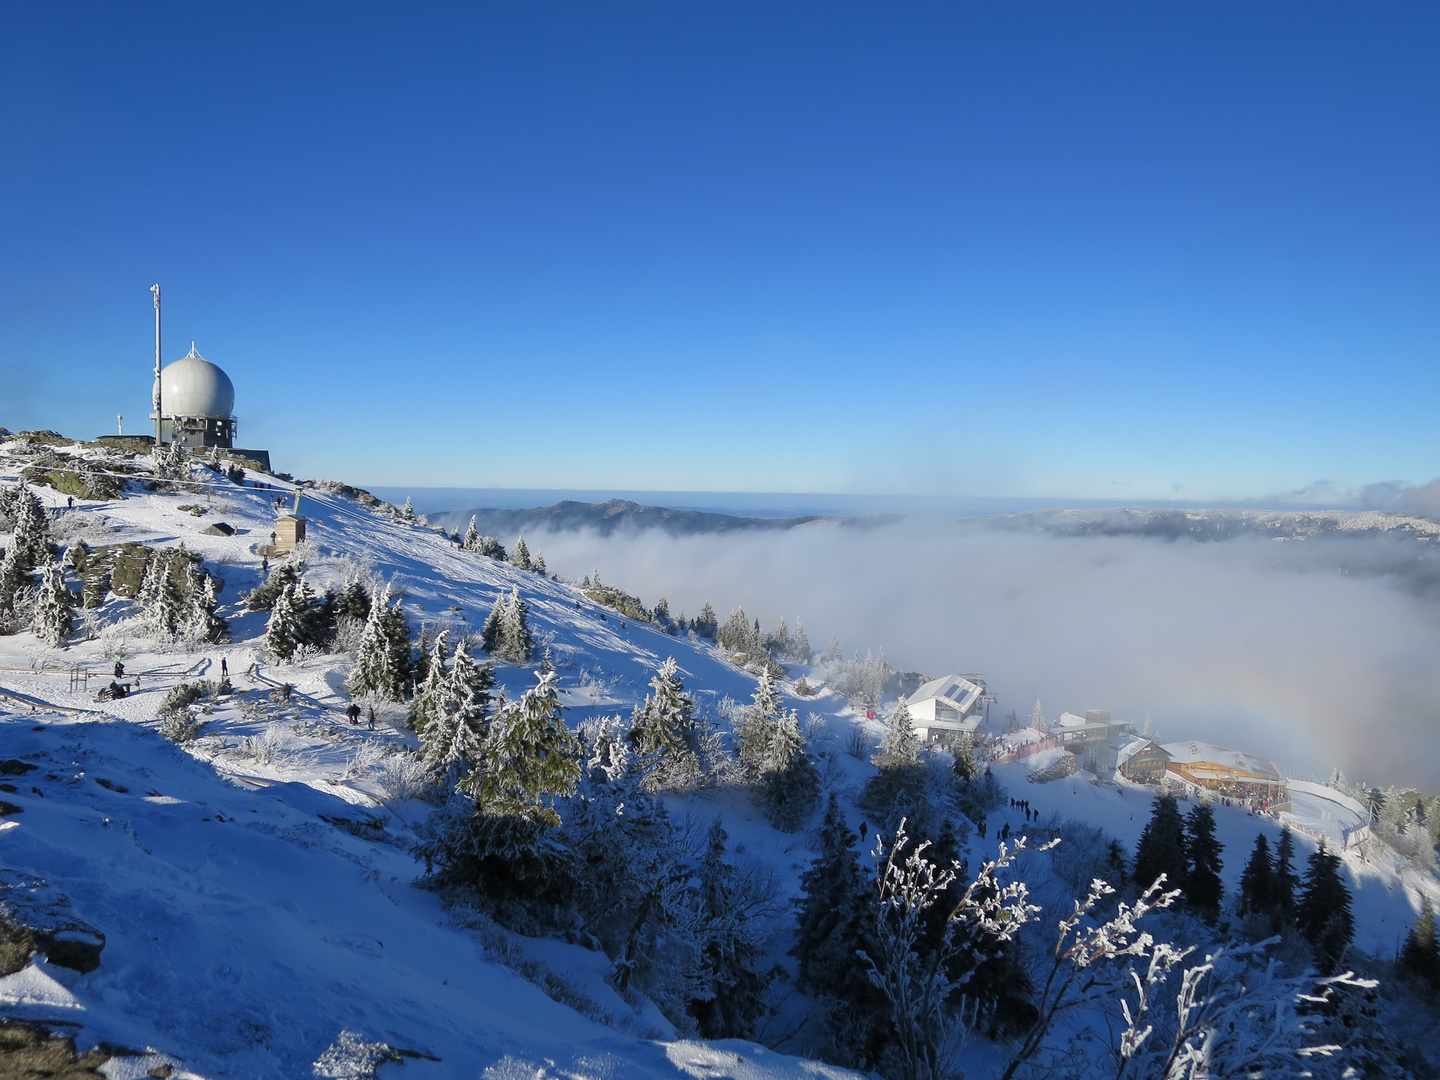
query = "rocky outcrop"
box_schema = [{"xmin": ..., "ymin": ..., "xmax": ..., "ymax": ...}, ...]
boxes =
[{"xmin": 0, "ymin": 873, "xmax": 106, "ymax": 975}]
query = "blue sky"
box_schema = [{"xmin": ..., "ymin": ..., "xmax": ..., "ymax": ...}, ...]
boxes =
[{"xmin": 2, "ymin": 2, "xmax": 1437, "ymax": 500}]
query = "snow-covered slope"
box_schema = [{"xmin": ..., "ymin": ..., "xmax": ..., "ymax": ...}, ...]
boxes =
[{"xmin": 2, "ymin": 436, "xmax": 1437, "ymax": 1077}]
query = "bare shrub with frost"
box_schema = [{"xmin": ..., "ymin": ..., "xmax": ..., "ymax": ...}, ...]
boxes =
[
  {"xmin": 374, "ymin": 753, "xmax": 433, "ymax": 801},
  {"xmin": 238, "ymin": 723, "xmax": 289, "ymax": 766}
]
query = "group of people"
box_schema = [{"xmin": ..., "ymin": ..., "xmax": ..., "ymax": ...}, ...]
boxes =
[{"xmin": 344, "ymin": 702, "xmax": 376, "ymax": 729}]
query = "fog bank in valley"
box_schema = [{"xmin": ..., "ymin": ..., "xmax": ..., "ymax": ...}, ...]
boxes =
[{"xmin": 526, "ymin": 519, "xmax": 1440, "ymax": 790}]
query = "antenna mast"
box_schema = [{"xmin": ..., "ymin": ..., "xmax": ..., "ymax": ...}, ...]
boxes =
[{"xmin": 150, "ymin": 284, "xmax": 162, "ymax": 444}]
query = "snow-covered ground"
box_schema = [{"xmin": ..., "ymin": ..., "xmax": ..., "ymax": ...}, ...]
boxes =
[{"xmin": 2, "ymin": 436, "xmax": 1437, "ymax": 1077}]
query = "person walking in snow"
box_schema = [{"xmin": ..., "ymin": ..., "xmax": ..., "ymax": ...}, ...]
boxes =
[
  {"xmin": 346, "ymin": 703, "xmax": 360, "ymax": 725},
  {"xmin": 113, "ymin": 661, "xmax": 125, "ymax": 678},
  {"xmin": 366, "ymin": 706, "xmax": 375, "ymax": 730},
  {"xmin": 220, "ymin": 657, "xmax": 228, "ymax": 678},
  {"xmin": 261, "ymin": 556, "xmax": 269, "ymax": 573}
]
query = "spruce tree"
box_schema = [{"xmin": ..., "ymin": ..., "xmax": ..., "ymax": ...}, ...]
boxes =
[
  {"xmin": 399, "ymin": 496, "xmax": 416, "ymax": 522},
  {"xmin": 137, "ymin": 551, "xmax": 184, "ymax": 641},
  {"xmin": 511, "ymin": 536, "xmax": 532, "ymax": 571},
  {"xmin": 756, "ymin": 709, "xmax": 819, "ymax": 832},
  {"xmin": 1133, "ymin": 794, "xmax": 1187, "ymax": 895},
  {"xmin": 499, "ymin": 585, "xmax": 533, "ymax": 663},
  {"xmin": 951, "ymin": 733, "xmax": 980, "ymax": 785},
  {"xmin": 446, "ymin": 643, "xmax": 495, "ymax": 734},
  {"xmin": 532, "ymin": 551, "xmax": 546, "ymax": 576},
  {"xmin": 736, "ymin": 671, "xmax": 784, "ymax": 779},
  {"xmin": 791, "ymin": 794, "xmax": 886, "ymax": 1066},
  {"xmin": 349, "ymin": 585, "xmax": 394, "ymax": 698},
  {"xmin": 10, "ymin": 485, "xmax": 50, "ymax": 570},
  {"xmin": 1030, "ymin": 699, "xmax": 1048, "ymax": 734},
  {"xmin": 481, "ymin": 592, "xmax": 505, "ymax": 653},
  {"xmin": 1273, "ymin": 826, "xmax": 1300, "ymax": 925},
  {"xmin": 875, "ymin": 701, "xmax": 920, "ymax": 767},
  {"xmin": 1297, "ymin": 844, "xmax": 1354, "ymax": 973},
  {"xmin": 31, "ymin": 558, "xmax": 73, "ymax": 647},
  {"xmin": 463, "ymin": 515, "xmax": 480, "ymax": 551},
  {"xmin": 791, "ymin": 620, "xmax": 811, "ymax": 663},
  {"xmin": 409, "ymin": 630, "xmax": 450, "ymax": 733},
  {"xmin": 466, "ymin": 670, "xmax": 579, "ymax": 825},
  {"xmin": 1183, "ymin": 801, "xmax": 1224, "ymax": 919},
  {"xmin": 695, "ymin": 602, "xmax": 717, "ymax": 639},
  {"xmin": 263, "ymin": 582, "xmax": 303, "ymax": 661},
  {"xmin": 381, "ymin": 599, "xmax": 413, "ymax": 695},
  {"xmin": 717, "ymin": 607, "xmax": 751, "ymax": 653},
  {"xmin": 0, "ymin": 545, "xmax": 29, "ymax": 620},
  {"xmin": 1399, "ymin": 899, "xmax": 1440, "ymax": 990},
  {"xmin": 629, "ymin": 657, "xmax": 700, "ymax": 789},
  {"xmin": 688, "ymin": 820, "xmax": 769, "ymax": 1040},
  {"xmin": 1237, "ymin": 833, "xmax": 1275, "ymax": 919}
]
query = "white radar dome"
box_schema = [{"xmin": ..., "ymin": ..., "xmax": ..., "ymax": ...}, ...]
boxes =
[{"xmin": 160, "ymin": 343, "xmax": 235, "ymax": 418}]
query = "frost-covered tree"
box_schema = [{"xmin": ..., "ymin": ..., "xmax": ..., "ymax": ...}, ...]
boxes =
[
  {"xmin": 510, "ymin": 535, "xmax": 532, "ymax": 571},
  {"xmin": 31, "ymin": 557, "xmax": 73, "ymax": 647},
  {"xmin": 694, "ymin": 601, "xmax": 717, "ymax": 640},
  {"xmin": 1297, "ymin": 843, "xmax": 1354, "ymax": 973},
  {"xmin": 1134, "ymin": 794, "xmax": 1187, "ymax": 897},
  {"xmin": 532, "ymin": 550, "xmax": 546, "ymax": 576},
  {"xmin": 350, "ymin": 585, "xmax": 406, "ymax": 700},
  {"xmin": 498, "ymin": 585, "xmax": 533, "ymax": 663},
  {"xmin": 755, "ymin": 709, "xmax": 819, "ymax": 832},
  {"xmin": 1030, "ymin": 699, "xmax": 1048, "ymax": 734},
  {"xmin": 629, "ymin": 657, "xmax": 701, "ymax": 790},
  {"xmin": 182, "ymin": 564, "xmax": 227, "ymax": 643},
  {"xmin": 480, "ymin": 591, "xmax": 505, "ymax": 653},
  {"xmin": 420, "ymin": 643, "xmax": 492, "ymax": 786},
  {"xmin": 687, "ymin": 820, "xmax": 770, "ymax": 1040},
  {"xmin": 399, "ymin": 496, "xmax": 416, "ymax": 522},
  {"xmin": 462, "ymin": 516, "xmax": 480, "ymax": 551},
  {"xmin": 875, "ymin": 700, "xmax": 920, "ymax": 768},
  {"xmin": 1183, "ymin": 801, "xmax": 1224, "ymax": 919},
  {"xmin": 465, "ymin": 670, "xmax": 579, "ymax": 824},
  {"xmin": 409, "ymin": 630, "xmax": 451, "ymax": 732},
  {"xmin": 735, "ymin": 671, "xmax": 784, "ymax": 779},
  {"xmin": 951, "ymin": 733, "xmax": 980, "ymax": 785},
  {"xmin": 791, "ymin": 619, "xmax": 812, "ymax": 664},
  {"xmin": 135, "ymin": 550, "xmax": 184, "ymax": 642},
  {"xmin": 717, "ymin": 607, "xmax": 752, "ymax": 653},
  {"xmin": 9, "ymin": 485, "xmax": 50, "ymax": 570},
  {"xmin": 264, "ymin": 582, "xmax": 305, "ymax": 661},
  {"xmin": 0, "ymin": 544, "xmax": 32, "ymax": 620}
]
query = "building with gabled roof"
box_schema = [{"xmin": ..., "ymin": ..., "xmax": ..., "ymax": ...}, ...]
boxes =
[
  {"xmin": 903, "ymin": 674, "xmax": 985, "ymax": 743},
  {"xmin": 1161, "ymin": 740, "xmax": 1285, "ymax": 799}
]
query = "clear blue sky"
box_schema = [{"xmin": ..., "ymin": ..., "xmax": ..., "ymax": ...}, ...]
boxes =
[{"xmin": 2, "ymin": 2, "xmax": 1436, "ymax": 500}]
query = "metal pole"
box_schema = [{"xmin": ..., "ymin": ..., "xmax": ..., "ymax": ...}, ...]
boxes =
[{"xmin": 150, "ymin": 284, "xmax": 162, "ymax": 444}]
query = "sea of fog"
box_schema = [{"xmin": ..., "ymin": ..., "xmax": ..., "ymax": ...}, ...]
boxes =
[{"xmin": 371, "ymin": 488, "xmax": 1440, "ymax": 792}]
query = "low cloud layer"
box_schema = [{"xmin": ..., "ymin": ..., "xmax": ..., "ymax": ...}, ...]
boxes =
[{"xmin": 526, "ymin": 518, "xmax": 1440, "ymax": 790}]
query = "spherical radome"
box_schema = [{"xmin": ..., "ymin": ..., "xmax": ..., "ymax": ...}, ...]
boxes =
[{"xmin": 160, "ymin": 345, "xmax": 235, "ymax": 418}]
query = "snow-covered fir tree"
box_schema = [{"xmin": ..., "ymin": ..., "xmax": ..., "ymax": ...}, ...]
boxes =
[
  {"xmin": 735, "ymin": 670, "xmax": 784, "ymax": 779},
  {"xmin": 465, "ymin": 670, "xmax": 579, "ymax": 825},
  {"xmin": 498, "ymin": 585, "xmax": 533, "ymax": 663},
  {"xmin": 462, "ymin": 516, "xmax": 480, "ymax": 551},
  {"xmin": 532, "ymin": 550, "xmax": 546, "ymax": 576},
  {"xmin": 135, "ymin": 550, "xmax": 185, "ymax": 642},
  {"xmin": 694, "ymin": 601, "xmax": 717, "ymax": 639},
  {"xmin": 875, "ymin": 700, "xmax": 920, "ymax": 767},
  {"xmin": 264, "ymin": 582, "xmax": 305, "ymax": 661},
  {"xmin": 510, "ymin": 535, "xmax": 532, "ymax": 571},
  {"xmin": 754, "ymin": 708, "xmax": 819, "ymax": 832},
  {"xmin": 629, "ymin": 656, "xmax": 701, "ymax": 790},
  {"xmin": 687, "ymin": 820, "xmax": 770, "ymax": 1040},
  {"xmin": 480, "ymin": 592, "xmax": 505, "ymax": 653},
  {"xmin": 9, "ymin": 484, "xmax": 50, "ymax": 570},
  {"xmin": 31, "ymin": 556, "xmax": 73, "ymax": 647},
  {"xmin": 399, "ymin": 497, "xmax": 416, "ymax": 522},
  {"xmin": 791, "ymin": 619, "xmax": 811, "ymax": 663},
  {"xmin": 419, "ymin": 643, "xmax": 491, "ymax": 788},
  {"xmin": 1030, "ymin": 699, "xmax": 1048, "ymax": 734},
  {"xmin": 717, "ymin": 607, "xmax": 752, "ymax": 653},
  {"xmin": 349, "ymin": 585, "xmax": 407, "ymax": 700},
  {"xmin": 409, "ymin": 630, "xmax": 451, "ymax": 733}
]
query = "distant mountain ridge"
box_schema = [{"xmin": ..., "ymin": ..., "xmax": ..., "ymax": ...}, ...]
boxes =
[
  {"xmin": 980, "ymin": 506, "xmax": 1440, "ymax": 543},
  {"xmin": 431, "ymin": 498, "xmax": 827, "ymax": 538}
]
